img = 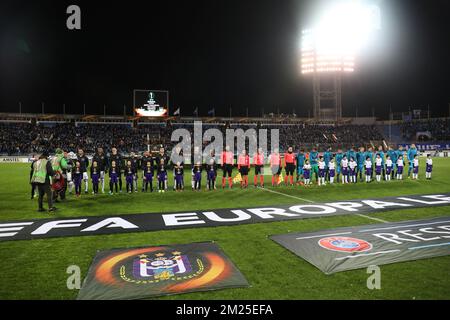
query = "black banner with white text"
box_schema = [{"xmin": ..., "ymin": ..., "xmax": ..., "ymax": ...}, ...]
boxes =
[{"xmin": 0, "ymin": 193, "xmax": 449, "ymax": 242}]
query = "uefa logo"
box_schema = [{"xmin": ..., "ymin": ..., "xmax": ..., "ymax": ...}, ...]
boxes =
[{"xmin": 318, "ymin": 236, "xmax": 372, "ymax": 253}]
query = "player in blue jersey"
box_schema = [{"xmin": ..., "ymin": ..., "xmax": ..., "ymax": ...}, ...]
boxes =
[
  {"xmin": 346, "ymin": 147, "xmax": 357, "ymax": 181},
  {"xmin": 396, "ymin": 146, "xmax": 406, "ymax": 179},
  {"xmin": 407, "ymin": 144, "xmax": 418, "ymax": 178},
  {"xmin": 356, "ymin": 147, "xmax": 365, "ymax": 182},
  {"xmin": 296, "ymin": 148, "xmax": 306, "ymax": 183},
  {"xmin": 387, "ymin": 146, "xmax": 397, "ymax": 180},
  {"xmin": 323, "ymin": 147, "xmax": 332, "ymax": 180},
  {"xmin": 376, "ymin": 146, "xmax": 385, "ymax": 180},
  {"xmin": 335, "ymin": 149, "xmax": 344, "ymax": 183},
  {"xmin": 347, "ymin": 147, "xmax": 357, "ymax": 166},
  {"xmin": 365, "ymin": 147, "xmax": 375, "ymax": 179},
  {"xmin": 309, "ymin": 148, "xmax": 319, "ymax": 183}
]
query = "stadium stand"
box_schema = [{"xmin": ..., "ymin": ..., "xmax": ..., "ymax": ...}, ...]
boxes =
[
  {"xmin": 0, "ymin": 113, "xmax": 388, "ymax": 155},
  {"xmin": 400, "ymin": 118, "xmax": 450, "ymax": 142},
  {"xmin": 8, "ymin": 113, "xmax": 450, "ymax": 156}
]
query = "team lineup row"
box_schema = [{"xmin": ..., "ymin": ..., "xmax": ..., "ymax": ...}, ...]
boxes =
[{"xmin": 34, "ymin": 144, "xmax": 433, "ymax": 197}]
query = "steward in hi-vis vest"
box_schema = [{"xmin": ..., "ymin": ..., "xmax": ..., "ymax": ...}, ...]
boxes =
[{"xmin": 30, "ymin": 151, "xmax": 56, "ymax": 213}]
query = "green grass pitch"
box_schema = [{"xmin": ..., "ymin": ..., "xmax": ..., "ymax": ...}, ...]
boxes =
[{"xmin": 0, "ymin": 159, "xmax": 449, "ymax": 300}]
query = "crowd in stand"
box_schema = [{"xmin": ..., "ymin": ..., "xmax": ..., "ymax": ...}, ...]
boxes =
[
  {"xmin": 0, "ymin": 122, "xmax": 386, "ymax": 156},
  {"xmin": 279, "ymin": 124, "xmax": 384, "ymax": 147},
  {"xmin": 401, "ymin": 118, "xmax": 450, "ymax": 141},
  {"xmin": 0, "ymin": 123, "xmax": 165, "ymax": 155}
]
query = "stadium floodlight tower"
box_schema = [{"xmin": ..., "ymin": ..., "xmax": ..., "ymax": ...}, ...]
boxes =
[{"xmin": 301, "ymin": 1, "xmax": 380, "ymax": 121}]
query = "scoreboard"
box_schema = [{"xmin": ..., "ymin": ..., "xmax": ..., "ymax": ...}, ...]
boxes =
[{"xmin": 133, "ymin": 89, "xmax": 169, "ymax": 117}]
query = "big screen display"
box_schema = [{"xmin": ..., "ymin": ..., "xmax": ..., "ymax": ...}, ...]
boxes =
[{"xmin": 134, "ymin": 90, "xmax": 169, "ymax": 117}]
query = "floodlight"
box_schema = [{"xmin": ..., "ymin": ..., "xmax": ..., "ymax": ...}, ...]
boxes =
[
  {"xmin": 300, "ymin": 1, "xmax": 380, "ymax": 121},
  {"xmin": 301, "ymin": 1, "xmax": 380, "ymax": 74}
]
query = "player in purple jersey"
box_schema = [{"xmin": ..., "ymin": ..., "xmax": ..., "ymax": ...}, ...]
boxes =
[
  {"xmin": 157, "ymin": 159, "xmax": 168, "ymax": 193},
  {"xmin": 90, "ymin": 161, "xmax": 100, "ymax": 194},
  {"xmin": 72, "ymin": 161, "xmax": 83, "ymax": 197},
  {"xmin": 125, "ymin": 160, "xmax": 135, "ymax": 193},
  {"xmin": 143, "ymin": 160, "xmax": 154, "ymax": 192},
  {"xmin": 109, "ymin": 148, "xmax": 123, "ymax": 193},
  {"xmin": 193, "ymin": 162, "xmax": 203, "ymax": 191},
  {"xmin": 141, "ymin": 151, "xmax": 154, "ymax": 192},
  {"xmin": 206, "ymin": 158, "xmax": 217, "ymax": 190},
  {"xmin": 109, "ymin": 160, "xmax": 119, "ymax": 194},
  {"xmin": 174, "ymin": 162, "xmax": 184, "ymax": 191}
]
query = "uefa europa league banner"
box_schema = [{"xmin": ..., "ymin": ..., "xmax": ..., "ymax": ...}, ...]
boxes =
[
  {"xmin": 1, "ymin": 193, "xmax": 450, "ymax": 242},
  {"xmin": 77, "ymin": 242, "xmax": 249, "ymax": 300},
  {"xmin": 271, "ymin": 217, "xmax": 450, "ymax": 274}
]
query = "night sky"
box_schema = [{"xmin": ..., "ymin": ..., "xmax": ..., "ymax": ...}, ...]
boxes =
[{"xmin": 1, "ymin": 0, "xmax": 450, "ymax": 118}]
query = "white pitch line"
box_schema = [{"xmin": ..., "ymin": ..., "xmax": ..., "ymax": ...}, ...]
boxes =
[
  {"xmin": 355, "ymin": 214, "xmax": 389, "ymax": 224},
  {"xmin": 359, "ymin": 220, "xmax": 450, "ymax": 233},
  {"xmin": 257, "ymin": 187, "xmax": 393, "ymax": 224},
  {"xmin": 295, "ymin": 232, "xmax": 353, "ymax": 240},
  {"xmin": 257, "ymin": 187, "xmax": 315, "ymax": 203}
]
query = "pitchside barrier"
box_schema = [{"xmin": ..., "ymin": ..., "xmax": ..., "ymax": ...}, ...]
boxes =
[
  {"xmin": 1, "ymin": 151, "xmax": 447, "ymax": 164},
  {"xmin": 0, "ymin": 156, "xmax": 32, "ymax": 163}
]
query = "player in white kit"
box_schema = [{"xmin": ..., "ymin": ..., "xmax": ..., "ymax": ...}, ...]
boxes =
[
  {"xmin": 412, "ymin": 154, "xmax": 419, "ymax": 180},
  {"xmin": 375, "ymin": 155, "xmax": 383, "ymax": 182},
  {"xmin": 365, "ymin": 157, "xmax": 372, "ymax": 183},
  {"xmin": 396, "ymin": 156, "xmax": 404, "ymax": 180},
  {"xmin": 425, "ymin": 154, "xmax": 433, "ymax": 179},
  {"xmin": 318, "ymin": 157, "xmax": 326, "ymax": 186},
  {"xmin": 341, "ymin": 156, "xmax": 349, "ymax": 184},
  {"xmin": 385, "ymin": 156, "xmax": 393, "ymax": 181},
  {"xmin": 328, "ymin": 159, "xmax": 336, "ymax": 184},
  {"xmin": 348, "ymin": 158, "xmax": 357, "ymax": 183}
]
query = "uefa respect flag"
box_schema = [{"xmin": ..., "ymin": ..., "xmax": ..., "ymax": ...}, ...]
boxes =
[{"xmin": 271, "ymin": 216, "xmax": 450, "ymax": 274}]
